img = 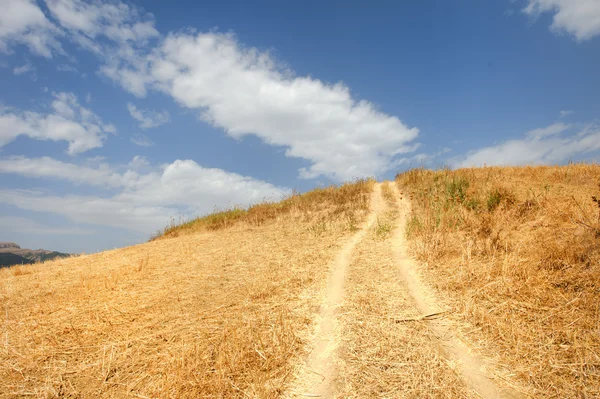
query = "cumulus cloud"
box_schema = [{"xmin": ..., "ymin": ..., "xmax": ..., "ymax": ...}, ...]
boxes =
[
  {"xmin": 0, "ymin": 156, "xmax": 290, "ymax": 232},
  {"xmin": 0, "ymin": 92, "xmax": 114, "ymax": 154},
  {"xmin": 3, "ymin": 0, "xmax": 420, "ymax": 181},
  {"xmin": 454, "ymin": 123, "xmax": 600, "ymax": 167},
  {"xmin": 127, "ymin": 103, "xmax": 170, "ymax": 129},
  {"xmin": 106, "ymin": 32, "xmax": 419, "ymax": 181},
  {"xmin": 523, "ymin": 0, "xmax": 600, "ymax": 41},
  {"xmin": 0, "ymin": 0, "xmax": 63, "ymax": 57}
]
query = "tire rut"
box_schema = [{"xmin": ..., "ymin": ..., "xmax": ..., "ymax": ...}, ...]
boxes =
[
  {"xmin": 286, "ymin": 183, "xmax": 386, "ymax": 398},
  {"xmin": 389, "ymin": 183, "xmax": 522, "ymax": 399}
]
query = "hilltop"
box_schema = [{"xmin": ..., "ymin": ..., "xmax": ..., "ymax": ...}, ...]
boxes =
[{"xmin": 1, "ymin": 165, "xmax": 599, "ymax": 398}]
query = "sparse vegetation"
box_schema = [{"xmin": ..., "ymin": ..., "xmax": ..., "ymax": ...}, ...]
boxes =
[
  {"xmin": 151, "ymin": 179, "xmax": 375, "ymax": 240},
  {"xmin": 396, "ymin": 164, "xmax": 600, "ymax": 398},
  {"xmin": 338, "ymin": 193, "xmax": 472, "ymax": 398}
]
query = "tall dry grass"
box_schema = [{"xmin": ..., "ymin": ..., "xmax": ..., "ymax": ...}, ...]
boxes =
[
  {"xmin": 152, "ymin": 179, "xmax": 374, "ymax": 240},
  {"xmin": 0, "ymin": 180, "xmax": 374, "ymax": 398},
  {"xmin": 396, "ymin": 164, "xmax": 600, "ymax": 398}
]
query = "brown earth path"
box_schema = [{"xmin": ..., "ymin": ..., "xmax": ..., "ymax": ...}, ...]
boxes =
[
  {"xmin": 389, "ymin": 183, "xmax": 522, "ymax": 399},
  {"xmin": 286, "ymin": 183, "xmax": 386, "ymax": 398}
]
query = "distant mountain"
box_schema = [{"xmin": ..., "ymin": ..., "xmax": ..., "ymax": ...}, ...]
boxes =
[
  {"xmin": 0, "ymin": 242, "xmax": 20, "ymax": 249},
  {"xmin": 0, "ymin": 253, "xmax": 33, "ymax": 267},
  {"xmin": 0, "ymin": 242, "xmax": 70, "ymax": 268}
]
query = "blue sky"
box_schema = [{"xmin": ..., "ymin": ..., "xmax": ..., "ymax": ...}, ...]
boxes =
[{"xmin": 1, "ymin": 0, "xmax": 599, "ymax": 253}]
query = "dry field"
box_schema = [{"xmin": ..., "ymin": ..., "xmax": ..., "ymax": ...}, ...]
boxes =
[
  {"xmin": 396, "ymin": 164, "xmax": 600, "ymax": 398},
  {"xmin": 2, "ymin": 165, "xmax": 598, "ymax": 399},
  {"xmin": 0, "ymin": 180, "xmax": 373, "ymax": 398}
]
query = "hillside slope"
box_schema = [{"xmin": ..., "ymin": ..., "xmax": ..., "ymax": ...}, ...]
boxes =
[
  {"xmin": 396, "ymin": 164, "xmax": 600, "ymax": 398},
  {"xmin": 2, "ymin": 166, "xmax": 598, "ymax": 398},
  {"xmin": 0, "ymin": 180, "xmax": 374, "ymax": 398}
]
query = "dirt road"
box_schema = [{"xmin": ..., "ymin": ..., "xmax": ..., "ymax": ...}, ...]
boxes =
[{"xmin": 287, "ymin": 182, "xmax": 521, "ymax": 398}]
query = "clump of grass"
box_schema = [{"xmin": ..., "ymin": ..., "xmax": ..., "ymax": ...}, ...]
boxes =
[
  {"xmin": 396, "ymin": 164, "xmax": 600, "ymax": 398},
  {"xmin": 151, "ymin": 179, "xmax": 375, "ymax": 240},
  {"xmin": 374, "ymin": 216, "xmax": 393, "ymax": 239}
]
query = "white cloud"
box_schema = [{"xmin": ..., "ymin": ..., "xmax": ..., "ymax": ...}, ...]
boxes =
[
  {"xmin": 523, "ymin": 0, "xmax": 600, "ymax": 41},
  {"xmin": 454, "ymin": 123, "xmax": 600, "ymax": 167},
  {"xmin": 130, "ymin": 132, "xmax": 154, "ymax": 147},
  {"xmin": 0, "ymin": 156, "xmax": 289, "ymax": 232},
  {"xmin": 45, "ymin": 0, "xmax": 158, "ymax": 44},
  {"xmin": 107, "ymin": 32, "xmax": 419, "ymax": 181},
  {"xmin": 4, "ymin": 1, "xmax": 420, "ymax": 181},
  {"xmin": 127, "ymin": 103, "xmax": 170, "ymax": 129},
  {"xmin": 13, "ymin": 61, "xmax": 35, "ymax": 75},
  {"xmin": 1, "ymin": 0, "xmax": 158, "ymax": 59},
  {"xmin": 559, "ymin": 110, "xmax": 574, "ymax": 118},
  {"xmin": 0, "ymin": 92, "xmax": 114, "ymax": 154},
  {"xmin": 0, "ymin": 190, "xmax": 171, "ymax": 233},
  {"xmin": 0, "ymin": 216, "xmax": 93, "ymax": 235},
  {"xmin": 56, "ymin": 63, "xmax": 79, "ymax": 73},
  {"xmin": 44, "ymin": 0, "xmax": 158, "ymax": 57},
  {"xmin": 0, "ymin": 0, "xmax": 63, "ymax": 57},
  {"xmin": 0, "ymin": 156, "xmax": 126, "ymax": 187},
  {"xmin": 525, "ymin": 122, "xmax": 569, "ymax": 139}
]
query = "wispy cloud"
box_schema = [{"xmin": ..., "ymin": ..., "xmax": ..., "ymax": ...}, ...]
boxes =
[
  {"xmin": 56, "ymin": 63, "xmax": 79, "ymax": 73},
  {"xmin": 130, "ymin": 133, "xmax": 154, "ymax": 147},
  {"xmin": 453, "ymin": 123, "xmax": 600, "ymax": 168},
  {"xmin": 127, "ymin": 103, "xmax": 170, "ymax": 129},
  {"xmin": 13, "ymin": 61, "xmax": 35, "ymax": 75},
  {"xmin": 559, "ymin": 110, "xmax": 574, "ymax": 118},
  {"xmin": 525, "ymin": 122, "xmax": 570, "ymax": 139}
]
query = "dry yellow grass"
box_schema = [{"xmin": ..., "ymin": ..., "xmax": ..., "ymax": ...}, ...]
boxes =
[
  {"xmin": 0, "ymin": 180, "xmax": 373, "ymax": 398},
  {"xmin": 337, "ymin": 182, "xmax": 474, "ymax": 398},
  {"xmin": 153, "ymin": 180, "xmax": 374, "ymax": 239},
  {"xmin": 396, "ymin": 164, "xmax": 600, "ymax": 398}
]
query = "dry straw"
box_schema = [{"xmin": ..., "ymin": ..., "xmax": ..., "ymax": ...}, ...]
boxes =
[
  {"xmin": 337, "ymin": 183, "xmax": 473, "ymax": 398},
  {"xmin": 396, "ymin": 164, "xmax": 600, "ymax": 398},
  {"xmin": 0, "ymin": 180, "xmax": 373, "ymax": 398}
]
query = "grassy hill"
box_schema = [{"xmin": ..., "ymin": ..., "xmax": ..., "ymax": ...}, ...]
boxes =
[
  {"xmin": 1, "ymin": 166, "xmax": 598, "ymax": 398},
  {"xmin": 0, "ymin": 179, "xmax": 374, "ymax": 398}
]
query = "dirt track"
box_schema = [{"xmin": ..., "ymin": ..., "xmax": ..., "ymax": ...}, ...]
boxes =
[{"xmin": 287, "ymin": 182, "xmax": 521, "ymax": 398}]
